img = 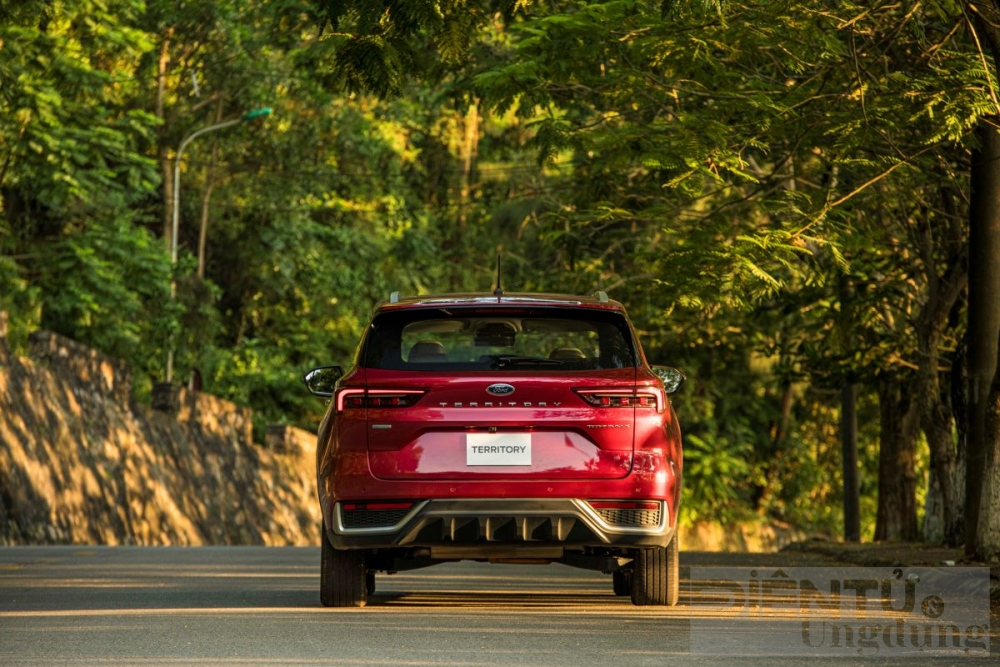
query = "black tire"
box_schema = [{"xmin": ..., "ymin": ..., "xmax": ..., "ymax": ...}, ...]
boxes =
[
  {"xmin": 630, "ymin": 534, "xmax": 680, "ymax": 606},
  {"xmin": 366, "ymin": 571, "xmax": 376, "ymax": 596},
  {"xmin": 612, "ymin": 570, "xmax": 631, "ymax": 596},
  {"xmin": 320, "ymin": 527, "xmax": 367, "ymax": 607},
  {"xmin": 666, "ymin": 531, "xmax": 679, "ymax": 605}
]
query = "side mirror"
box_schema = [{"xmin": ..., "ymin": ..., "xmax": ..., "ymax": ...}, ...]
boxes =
[
  {"xmin": 652, "ymin": 366, "xmax": 685, "ymax": 394},
  {"xmin": 303, "ymin": 366, "xmax": 343, "ymax": 397}
]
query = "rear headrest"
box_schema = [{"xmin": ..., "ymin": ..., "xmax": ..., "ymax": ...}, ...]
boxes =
[
  {"xmin": 549, "ymin": 347, "xmax": 586, "ymax": 360},
  {"xmin": 408, "ymin": 340, "xmax": 448, "ymax": 363}
]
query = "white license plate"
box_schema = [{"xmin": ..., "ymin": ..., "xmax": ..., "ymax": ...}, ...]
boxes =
[{"xmin": 466, "ymin": 433, "xmax": 532, "ymax": 466}]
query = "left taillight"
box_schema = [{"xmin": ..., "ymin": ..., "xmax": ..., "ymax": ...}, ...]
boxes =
[
  {"xmin": 335, "ymin": 388, "xmax": 426, "ymax": 412},
  {"xmin": 574, "ymin": 388, "xmax": 664, "ymax": 412}
]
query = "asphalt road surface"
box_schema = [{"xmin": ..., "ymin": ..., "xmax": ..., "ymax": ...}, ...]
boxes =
[{"xmin": 0, "ymin": 546, "xmax": 991, "ymax": 666}]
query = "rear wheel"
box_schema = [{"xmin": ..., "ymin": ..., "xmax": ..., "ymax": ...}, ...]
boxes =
[
  {"xmin": 366, "ymin": 571, "xmax": 376, "ymax": 596},
  {"xmin": 320, "ymin": 526, "xmax": 367, "ymax": 607},
  {"xmin": 630, "ymin": 534, "xmax": 679, "ymax": 606}
]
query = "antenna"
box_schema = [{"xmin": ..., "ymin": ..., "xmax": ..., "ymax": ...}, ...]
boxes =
[{"xmin": 493, "ymin": 254, "xmax": 504, "ymax": 299}]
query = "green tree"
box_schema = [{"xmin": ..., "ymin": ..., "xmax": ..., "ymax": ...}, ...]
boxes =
[
  {"xmin": 0, "ymin": 0, "xmax": 168, "ymax": 375},
  {"xmin": 467, "ymin": 0, "xmax": 983, "ymax": 539}
]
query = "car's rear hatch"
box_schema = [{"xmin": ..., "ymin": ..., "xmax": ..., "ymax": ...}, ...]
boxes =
[
  {"xmin": 354, "ymin": 303, "xmax": 647, "ymax": 481},
  {"xmin": 365, "ymin": 368, "xmax": 638, "ymax": 480}
]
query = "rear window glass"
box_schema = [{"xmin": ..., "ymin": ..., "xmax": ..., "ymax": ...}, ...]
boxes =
[{"xmin": 362, "ymin": 307, "xmax": 636, "ymax": 371}]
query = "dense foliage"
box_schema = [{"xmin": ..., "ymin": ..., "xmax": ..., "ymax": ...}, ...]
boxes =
[{"xmin": 2, "ymin": 1, "xmax": 997, "ymax": 543}]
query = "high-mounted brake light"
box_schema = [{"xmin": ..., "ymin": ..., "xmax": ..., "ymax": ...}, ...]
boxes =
[
  {"xmin": 574, "ymin": 388, "xmax": 664, "ymax": 412},
  {"xmin": 336, "ymin": 388, "xmax": 426, "ymax": 412}
]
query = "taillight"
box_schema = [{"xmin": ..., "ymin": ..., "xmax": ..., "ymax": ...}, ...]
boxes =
[
  {"xmin": 574, "ymin": 388, "xmax": 664, "ymax": 412},
  {"xmin": 336, "ymin": 388, "xmax": 426, "ymax": 412}
]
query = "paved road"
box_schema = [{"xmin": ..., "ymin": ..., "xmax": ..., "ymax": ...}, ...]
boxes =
[{"xmin": 0, "ymin": 547, "xmax": 990, "ymax": 666}]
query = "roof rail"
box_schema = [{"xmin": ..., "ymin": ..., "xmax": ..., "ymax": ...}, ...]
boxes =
[
  {"xmin": 389, "ymin": 291, "xmax": 400, "ymax": 303},
  {"xmin": 594, "ymin": 290, "xmax": 609, "ymax": 303}
]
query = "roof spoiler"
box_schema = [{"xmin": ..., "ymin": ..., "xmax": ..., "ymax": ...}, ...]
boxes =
[{"xmin": 388, "ymin": 290, "xmax": 609, "ymax": 303}]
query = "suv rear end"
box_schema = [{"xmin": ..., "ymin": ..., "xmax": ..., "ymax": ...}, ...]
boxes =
[{"xmin": 305, "ymin": 293, "xmax": 684, "ymax": 606}]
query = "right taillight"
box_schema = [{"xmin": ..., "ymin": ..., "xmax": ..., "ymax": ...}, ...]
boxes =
[
  {"xmin": 335, "ymin": 388, "xmax": 426, "ymax": 412},
  {"xmin": 574, "ymin": 388, "xmax": 664, "ymax": 412}
]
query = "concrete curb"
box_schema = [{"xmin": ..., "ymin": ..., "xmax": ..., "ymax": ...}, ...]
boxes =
[
  {"xmin": 783, "ymin": 539, "xmax": 1000, "ymax": 604},
  {"xmin": 782, "ymin": 539, "xmax": 963, "ymax": 566}
]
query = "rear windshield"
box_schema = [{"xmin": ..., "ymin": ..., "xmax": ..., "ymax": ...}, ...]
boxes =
[{"xmin": 362, "ymin": 307, "xmax": 637, "ymax": 371}]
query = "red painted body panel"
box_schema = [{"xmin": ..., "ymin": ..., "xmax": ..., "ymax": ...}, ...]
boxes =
[{"xmin": 364, "ymin": 367, "xmax": 637, "ymax": 480}]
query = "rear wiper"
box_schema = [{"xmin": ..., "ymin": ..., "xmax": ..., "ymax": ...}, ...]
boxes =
[{"xmin": 494, "ymin": 355, "xmax": 565, "ymax": 367}]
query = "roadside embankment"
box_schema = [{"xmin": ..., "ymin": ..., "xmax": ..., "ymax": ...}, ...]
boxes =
[{"xmin": 0, "ymin": 329, "xmax": 319, "ymax": 546}]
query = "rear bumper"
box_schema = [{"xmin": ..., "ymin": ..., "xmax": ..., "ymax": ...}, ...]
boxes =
[{"xmin": 326, "ymin": 498, "xmax": 675, "ymax": 553}]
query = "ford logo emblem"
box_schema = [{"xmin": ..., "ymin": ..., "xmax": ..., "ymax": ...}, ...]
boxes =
[{"xmin": 486, "ymin": 383, "xmax": 515, "ymax": 396}]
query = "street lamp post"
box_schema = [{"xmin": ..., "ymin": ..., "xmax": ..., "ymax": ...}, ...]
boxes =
[{"xmin": 165, "ymin": 107, "xmax": 272, "ymax": 384}]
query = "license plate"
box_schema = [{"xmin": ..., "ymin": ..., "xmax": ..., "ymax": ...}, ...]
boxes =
[{"xmin": 466, "ymin": 433, "xmax": 532, "ymax": 466}]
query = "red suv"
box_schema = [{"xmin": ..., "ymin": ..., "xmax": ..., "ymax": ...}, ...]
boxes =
[{"xmin": 304, "ymin": 292, "xmax": 684, "ymax": 606}]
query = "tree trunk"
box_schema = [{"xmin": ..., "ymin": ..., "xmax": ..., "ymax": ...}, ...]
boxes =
[
  {"xmin": 949, "ymin": 336, "xmax": 969, "ymax": 546},
  {"xmin": 841, "ymin": 382, "xmax": 861, "ymax": 542},
  {"xmin": 874, "ymin": 375, "xmax": 920, "ymax": 542},
  {"xmin": 837, "ymin": 274, "xmax": 862, "ymax": 541},
  {"xmin": 917, "ymin": 323, "xmax": 963, "ymax": 546},
  {"xmin": 966, "ymin": 117, "xmax": 1000, "ymax": 558},
  {"xmin": 924, "ymin": 399, "xmax": 963, "ymax": 547},
  {"xmin": 976, "ymin": 375, "xmax": 1000, "ymax": 560},
  {"xmin": 922, "ymin": 396, "xmax": 962, "ymax": 544},
  {"xmin": 907, "ymin": 174, "xmax": 968, "ymax": 545}
]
